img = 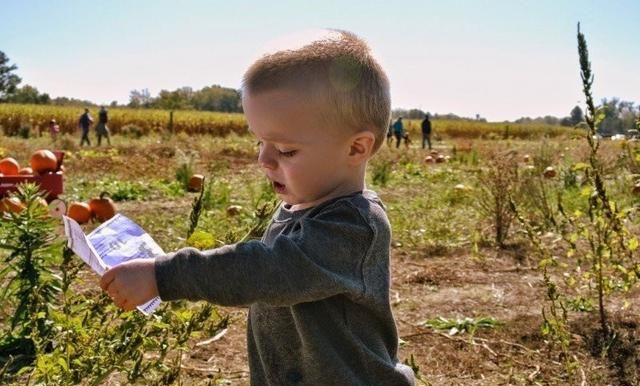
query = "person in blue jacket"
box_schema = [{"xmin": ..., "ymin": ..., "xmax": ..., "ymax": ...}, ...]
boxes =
[{"xmin": 392, "ymin": 117, "xmax": 404, "ymax": 148}]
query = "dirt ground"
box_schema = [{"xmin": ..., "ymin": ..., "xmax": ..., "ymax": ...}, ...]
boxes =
[{"xmin": 173, "ymin": 245, "xmax": 640, "ymax": 386}]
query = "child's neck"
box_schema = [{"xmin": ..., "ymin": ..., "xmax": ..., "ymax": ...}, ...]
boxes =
[{"xmin": 290, "ymin": 168, "xmax": 366, "ymax": 211}]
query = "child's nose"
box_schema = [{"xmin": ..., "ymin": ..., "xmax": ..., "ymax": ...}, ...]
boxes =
[{"xmin": 258, "ymin": 146, "xmax": 277, "ymax": 170}]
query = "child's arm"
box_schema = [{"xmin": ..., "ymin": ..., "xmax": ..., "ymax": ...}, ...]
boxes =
[
  {"xmin": 100, "ymin": 259, "xmax": 159, "ymax": 311},
  {"xmin": 159, "ymin": 202, "xmax": 378, "ymax": 307},
  {"xmin": 101, "ymin": 201, "xmax": 378, "ymax": 310}
]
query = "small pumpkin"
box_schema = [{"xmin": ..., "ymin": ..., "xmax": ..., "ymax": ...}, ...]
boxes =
[
  {"xmin": 543, "ymin": 166, "xmax": 557, "ymax": 178},
  {"xmin": 30, "ymin": 149, "xmax": 58, "ymax": 174},
  {"xmin": 67, "ymin": 202, "xmax": 92, "ymax": 224},
  {"xmin": 454, "ymin": 184, "xmax": 467, "ymax": 192},
  {"xmin": 188, "ymin": 174, "xmax": 205, "ymax": 192},
  {"xmin": 89, "ymin": 192, "xmax": 117, "ymax": 222},
  {"xmin": 0, "ymin": 196, "xmax": 25, "ymax": 214},
  {"xmin": 19, "ymin": 167, "xmax": 33, "ymax": 175},
  {"xmin": 48, "ymin": 199, "xmax": 67, "ymax": 218},
  {"xmin": 226, "ymin": 205, "xmax": 243, "ymax": 217},
  {"xmin": 0, "ymin": 157, "xmax": 20, "ymax": 175}
]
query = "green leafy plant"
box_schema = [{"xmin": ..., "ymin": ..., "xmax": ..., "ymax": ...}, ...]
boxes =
[
  {"xmin": 422, "ymin": 316, "xmax": 502, "ymax": 337},
  {"xmin": 0, "ymin": 184, "xmax": 61, "ymax": 367},
  {"xmin": 0, "ymin": 183, "xmax": 229, "ymax": 385},
  {"xmin": 371, "ymin": 158, "xmax": 393, "ymax": 187},
  {"xmin": 174, "ymin": 149, "xmax": 198, "ymax": 191}
]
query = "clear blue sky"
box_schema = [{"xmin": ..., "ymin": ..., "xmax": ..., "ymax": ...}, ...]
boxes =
[{"xmin": 1, "ymin": 0, "xmax": 638, "ymax": 121}]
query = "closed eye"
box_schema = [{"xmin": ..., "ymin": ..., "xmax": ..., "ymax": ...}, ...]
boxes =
[{"xmin": 279, "ymin": 150, "xmax": 297, "ymax": 158}]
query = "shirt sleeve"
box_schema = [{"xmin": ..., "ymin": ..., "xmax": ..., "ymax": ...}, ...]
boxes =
[{"xmin": 154, "ymin": 202, "xmax": 372, "ymax": 307}]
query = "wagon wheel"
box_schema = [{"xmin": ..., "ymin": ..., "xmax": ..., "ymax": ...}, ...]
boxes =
[{"xmin": 48, "ymin": 199, "xmax": 67, "ymax": 218}]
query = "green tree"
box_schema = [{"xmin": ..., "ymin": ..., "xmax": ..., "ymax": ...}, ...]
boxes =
[
  {"xmin": 0, "ymin": 51, "xmax": 22, "ymax": 101},
  {"xmin": 6, "ymin": 84, "xmax": 50, "ymax": 104},
  {"xmin": 569, "ymin": 105, "xmax": 584, "ymax": 125}
]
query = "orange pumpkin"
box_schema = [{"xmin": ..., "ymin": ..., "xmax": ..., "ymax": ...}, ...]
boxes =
[
  {"xmin": 543, "ymin": 166, "xmax": 557, "ymax": 178},
  {"xmin": 19, "ymin": 167, "xmax": 33, "ymax": 175},
  {"xmin": 0, "ymin": 157, "xmax": 20, "ymax": 175},
  {"xmin": 30, "ymin": 149, "xmax": 58, "ymax": 174},
  {"xmin": 226, "ymin": 205, "xmax": 243, "ymax": 217},
  {"xmin": 188, "ymin": 174, "xmax": 205, "ymax": 192},
  {"xmin": 0, "ymin": 197, "xmax": 25, "ymax": 214},
  {"xmin": 67, "ymin": 202, "xmax": 92, "ymax": 224},
  {"xmin": 89, "ymin": 192, "xmax": 116, "ymax": 222}
]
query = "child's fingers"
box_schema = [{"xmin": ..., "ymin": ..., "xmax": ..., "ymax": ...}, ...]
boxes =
[{"xmin": 100, "ymin": 268, "xmax": 116, "ymax": 291}]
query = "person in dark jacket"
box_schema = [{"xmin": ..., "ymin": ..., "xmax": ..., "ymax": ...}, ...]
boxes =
[
  {"xmin": 96, "ymin": 106, "xmax": 111, "ymax": 146},
  {"xmin": 78, "ymin": 108, "xmax": 93, "ymax": 146},
  {"xmin": 386, "ymin": 120, "xmax": 394, "ymax": 146},
  {"xmin": 421, "ymin": 113, "xmax": 432, "ymax": 150}
]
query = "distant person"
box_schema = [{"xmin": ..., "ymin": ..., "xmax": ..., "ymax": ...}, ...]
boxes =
[
  {"xmin": 392, "ymin": 117, "xmax": 404, "ymax": 148},
  {"xmin": 49, "ymin": 119, "xmax": 60, "ymax": 142},
  {"xmin": 386, "ymin": 120, "xmax": 393, "ymax": 146},
  {"xmin": 78, "ymin": 108, "xmax": 93, "ymax": 146},
  {"xmin": 421, "ymin": 114, "xmax": 432, "ymax": 150},
  {"xmin": 96, "ymin": 106, "xmax": 111, "ymax": 146},
  {"xmin": 402, "ymin": 132, "xmax": 411, "ymax": 148}
]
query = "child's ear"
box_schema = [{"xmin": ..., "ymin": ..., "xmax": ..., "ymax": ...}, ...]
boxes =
[{"xmin": 347, "ymin": 131, "xmax": 375, "ymax": 165}]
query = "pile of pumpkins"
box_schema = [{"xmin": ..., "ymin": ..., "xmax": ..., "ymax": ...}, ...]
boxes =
[
  {"xmin": 424, "ymin": 150, "xmax": 450, "ymax": 164},
  {"xmin": 0, "ymin": 149, "xmax": 117, "ymax": 224},
  {"xmin": 0, "ymin": 149, "xmax": 60, "ymax": 215},
  {"xmin": 67, "ymin": 192, "xmax": 117, "ymax": 224},
  {"xmin": 0, "ymin": 149, "xmax": 59, "ymax": 177}
]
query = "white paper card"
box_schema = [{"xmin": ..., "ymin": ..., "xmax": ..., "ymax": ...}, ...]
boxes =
[{"xmin": 63, "ymin": 214, "xmax": 162, "ymax": 314}]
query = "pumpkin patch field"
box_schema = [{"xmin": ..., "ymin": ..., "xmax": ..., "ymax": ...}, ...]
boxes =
[{"xmin": 1, "ymin": 129, "xmax": 640, "ymax": 386}]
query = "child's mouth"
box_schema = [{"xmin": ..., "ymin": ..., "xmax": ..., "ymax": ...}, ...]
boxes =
[{"xmin": 272, "ymin": 181, "xmax": 286, "ymax": 194}]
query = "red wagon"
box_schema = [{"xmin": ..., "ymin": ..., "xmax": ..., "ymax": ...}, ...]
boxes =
[{"xmin": 0, "ymin": 151, "xmax": 65, "ymax": 202}]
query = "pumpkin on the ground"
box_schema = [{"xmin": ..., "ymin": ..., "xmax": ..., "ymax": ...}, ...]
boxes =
[
  {"xmin": 30, "ymin": 149, "xmax": 58, "ymax": 174},
  {"xmin": 89, "ymin": 192, "xmax": 117, "ymax": 222},
  {"xmin": 0, "ymin": 197, "xmax": 25, "ymax": 214},
  {"xmin": 188, "ymin": 174, "xmax": 205, "ymax": 192},
  {"xmin": 0, "ymin": 157, "xmax": 20, "ymax": 175},
  {"xmin": 67, "ymin": 202, "xmax": 92, "ymax": 224},
  {"xmin": 226, "ymin": 205, "xmax": 243, "ymax": 216},
  {"xmin": 543, "ymin": 166, "xmax": 557, "ymax": 178}
]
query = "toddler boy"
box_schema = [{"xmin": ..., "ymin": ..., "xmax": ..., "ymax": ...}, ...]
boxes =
[{"xmin": 100, "ymin": 29, "xmax": 415, "ymax": 386}]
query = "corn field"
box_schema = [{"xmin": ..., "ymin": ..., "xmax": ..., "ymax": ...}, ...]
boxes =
[
  {"xmin": 0, "ymin": 104, "xmax": 247, "ymax": 137},
  {"xmin": 0, "ymin": 103, "xmax": 581, "ymax": 140}
]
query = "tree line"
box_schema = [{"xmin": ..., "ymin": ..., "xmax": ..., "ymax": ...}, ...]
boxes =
[
  {"xmin": 127, "ymin": 85, "xmax": 241, "ymax": 112},
  {"xmin": 0, "ymin": 50, "xmax": 242, "ymax": 113},
  {"xmin": 1, "ymin": 50, "xmax": 637, "ymax": 131}
]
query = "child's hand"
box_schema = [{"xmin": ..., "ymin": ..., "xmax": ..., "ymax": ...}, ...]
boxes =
[{"xmin": 99, "ymin": 259, "xmax": 159, "ymax": 311}]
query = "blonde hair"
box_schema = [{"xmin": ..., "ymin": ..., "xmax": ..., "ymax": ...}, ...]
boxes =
[{"xmin": 242, "ymin": 30, "xmax": 391, "ymax": 152}]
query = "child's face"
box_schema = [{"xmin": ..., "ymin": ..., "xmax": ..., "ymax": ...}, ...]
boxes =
[{"xmin": 243, "ymin": 89, "xmax": 354, "ymax": 209}]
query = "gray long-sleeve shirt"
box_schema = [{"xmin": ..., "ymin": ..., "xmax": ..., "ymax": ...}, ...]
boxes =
[{"xmin": 155, "ymin": 190, "xmax": 415, "ymax": 386}]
